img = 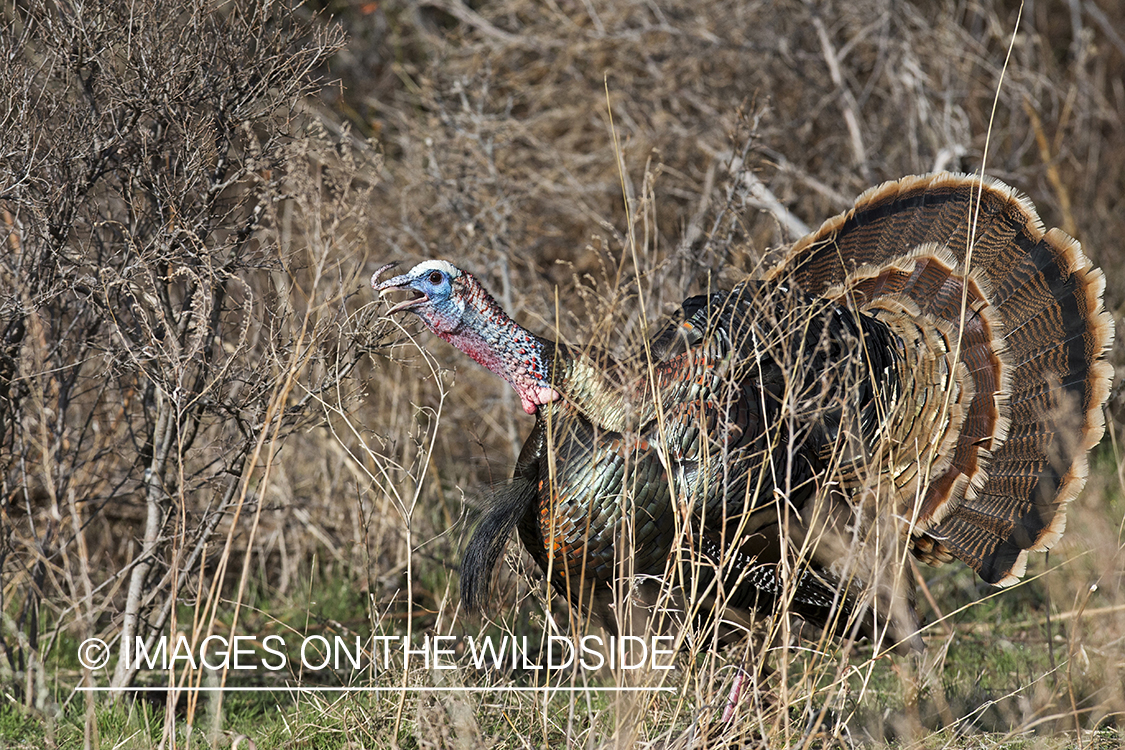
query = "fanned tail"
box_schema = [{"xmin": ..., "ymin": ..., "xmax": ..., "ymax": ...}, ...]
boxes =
[{"xmin": 772, "ymin": 173, "xmax": 1114, "ymax": 585}]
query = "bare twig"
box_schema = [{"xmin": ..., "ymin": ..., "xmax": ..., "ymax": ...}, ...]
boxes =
[{"xmin": 813, "ymin": 17, "xmax": 869, "ymax": 178}]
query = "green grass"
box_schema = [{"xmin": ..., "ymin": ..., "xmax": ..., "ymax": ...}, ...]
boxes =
[
  {"xmin": 16, "ymin": 555, "xmax": 1124, "ymax": 748},
  {"xmin": 0, "ymin": 704, "xmax": 40, "ymax": 746}
]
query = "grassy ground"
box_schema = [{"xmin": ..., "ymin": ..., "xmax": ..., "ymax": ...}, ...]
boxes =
[
  {"xmin": 4, "ymin": 0, "xmax": 1125, "ymax": 747},
  {"xmin": 11, "ymin": 543, "xmax": 1125, "ymax": 748}
]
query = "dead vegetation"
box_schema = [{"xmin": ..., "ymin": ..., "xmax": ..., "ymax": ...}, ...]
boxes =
[{"xmin": 2, "ymin": 0, "xmax": 1124, "ymax": 747}]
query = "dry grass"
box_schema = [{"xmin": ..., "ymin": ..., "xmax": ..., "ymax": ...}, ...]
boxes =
[{"xmin": 2, "ymin": 0, "xmax": 1125, "ymax": 747}]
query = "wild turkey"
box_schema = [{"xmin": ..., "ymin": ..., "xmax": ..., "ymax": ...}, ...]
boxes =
[{"xmin": 373, "ymin": 173, "xmax": 1113, "ymax": 653}]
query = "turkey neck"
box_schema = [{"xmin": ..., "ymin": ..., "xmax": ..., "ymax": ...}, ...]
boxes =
[
  {"xmin": 435, "ymin": 271, "xmax": 646, "ymax": 425},
  {"xmin": 437, "ymin": 280, "xmax": 561, "ymax": 415}
]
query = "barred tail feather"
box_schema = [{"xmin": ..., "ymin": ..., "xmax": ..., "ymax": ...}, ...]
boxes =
[{"xmin": 774, "ymin": 172, "xmax": 1114, "ymax": 586}]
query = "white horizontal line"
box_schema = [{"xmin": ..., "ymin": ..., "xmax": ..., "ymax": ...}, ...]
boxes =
[{"xmin": 76, "ymin": 686, "xmax": 675, "ymax": 693}]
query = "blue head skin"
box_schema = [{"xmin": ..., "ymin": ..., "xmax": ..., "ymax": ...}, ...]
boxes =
[
  {"xmin": 373, "ymin": 260, "xmax": 560, "ymax": 414},
  {"xmin": 372, "ymin": 260, "xmax": 467, "ymax": 334}
]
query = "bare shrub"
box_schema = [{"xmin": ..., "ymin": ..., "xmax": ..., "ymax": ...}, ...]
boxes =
[{"xmin": 0, "ymin": 0, "xmax": 379, "ymax": 718}]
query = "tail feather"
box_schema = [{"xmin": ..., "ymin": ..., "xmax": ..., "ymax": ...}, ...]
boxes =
[
  {"xmin": 927, "ymin": 515, "xmax": 1028, "ymax": 584},
  {"xmin": 772, "ymin": 172, "xmax": 1113, "ymax": 586}
]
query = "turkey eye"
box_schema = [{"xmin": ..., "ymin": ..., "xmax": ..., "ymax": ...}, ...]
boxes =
[{"xmin": 428, "ymin": 271, "xmax": 444, "ymax": 285}]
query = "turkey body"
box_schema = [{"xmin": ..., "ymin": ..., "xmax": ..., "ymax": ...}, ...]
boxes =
[
  {"xmin": 465, "ymin": 282, "xmax": 906, "ymax": 644},
  {"xmin": 374, "ymin": 173, "xmax": 1114, "ymax": 653}
]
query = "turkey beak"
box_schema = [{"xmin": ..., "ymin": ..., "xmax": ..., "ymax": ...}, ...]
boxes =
[{"xmin": 372, "ymin": 263, "xmax": 427, "ymax": 315}]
